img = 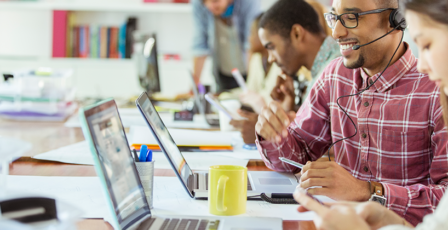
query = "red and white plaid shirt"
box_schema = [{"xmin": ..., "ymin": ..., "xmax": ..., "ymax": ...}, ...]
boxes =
[{"xmin": 256, "ymin": 46, "xmax": 448, "ymax": 225}]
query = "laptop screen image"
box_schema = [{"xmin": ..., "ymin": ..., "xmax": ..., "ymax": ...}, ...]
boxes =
[
  {"xmin": 82, "ymin": 100, "xmax": 150, "ymax": 229},
  {"xmin": 137, "ymin": 93, "xmax": 195, "ymax": 197}
]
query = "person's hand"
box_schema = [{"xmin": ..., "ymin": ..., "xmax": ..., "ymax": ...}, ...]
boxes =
[
  {"xmin": 295, "ymin": 187, "xmax": 412, "ymax": 230},
  {"xmin": 255, "ymin": 101, "xmax": 296, "ymax": 143},
  {"xmin": 293, "ymin": 187, "xmax": 370, "ymax": 230},
  {"xmin": 229, "ymin": 110, "xmax": 258, "ymax": 144},
  {"xmin": 270, "ymin": 74, "xmax": 296, "ymax": 112},
  {"xmin": 239, "ymin": 91, "xmax": 266, "ymax": 114},
  {"xmin": 300, "ymin": 161, "xmax": 371, "ymax": 202}
]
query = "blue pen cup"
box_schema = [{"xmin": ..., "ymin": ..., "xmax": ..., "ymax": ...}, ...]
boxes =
[{"xmin": 135, "ymin": 161, "xmax": 155, "ymax": 209}]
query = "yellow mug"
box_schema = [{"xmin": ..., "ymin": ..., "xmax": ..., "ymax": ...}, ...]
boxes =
[{"xmin": 208, "ymin": 165, "xmax": 247, "ymax": 216}]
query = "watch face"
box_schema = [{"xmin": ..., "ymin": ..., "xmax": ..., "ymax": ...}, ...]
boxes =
[{"xmin": 371, "ymin": 195, "xmax": 387, "ymax": 206}]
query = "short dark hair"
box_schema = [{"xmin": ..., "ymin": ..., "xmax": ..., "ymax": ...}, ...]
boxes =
[
  {"xmin": 374, "ymin": 0, "xmax": 398, "ymax": 8},
  {"xmin": 401, "ymin": 0, "xmax": 448, "ymax": 25},
  {"xmin": 259, "ymin": 0, "xmax": 324, "ymax": 38}
]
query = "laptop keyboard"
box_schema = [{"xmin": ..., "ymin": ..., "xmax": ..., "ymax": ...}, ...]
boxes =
[
  {"xmin": 147, "ymin": 218, "xmax": 220, "ymax": 230},
  {"xmin": 194, "ymin": 173, "xmax": 252, "ymax": 191}
]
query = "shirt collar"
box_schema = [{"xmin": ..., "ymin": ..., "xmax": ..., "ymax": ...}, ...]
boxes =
[
  {"xmin": 360, "ymin": 42, "xmax": 416, "ymax": 93},
  {"xmin": 310, "ymin": 36, "xmax": 340, "ymax": 78}
]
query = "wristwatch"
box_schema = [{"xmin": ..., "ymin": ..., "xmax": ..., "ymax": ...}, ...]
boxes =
[{"xmin": 369, "ymin": 181, "xmax": 387, "ymax": 206}]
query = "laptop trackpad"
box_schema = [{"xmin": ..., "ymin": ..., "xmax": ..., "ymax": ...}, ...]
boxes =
[{"xmin": 258, "ymin": 178, "xmax": 292, "ymax": 185}]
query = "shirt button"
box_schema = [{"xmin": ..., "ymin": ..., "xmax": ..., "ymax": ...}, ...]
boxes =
[
  {"xmin": 364, "ymin": 102, "xmax": 370, "ymax": 107},
  {"xmin": 363, "ymin": 166, "xmax": 369, "ymax": 172},
  {"xmin": 369, "ymin": 79, "xmax": 374, "ymax": 85},
  {"xmin": 362, "ymin": 133, "xmax": 367, "ymax": 138}
]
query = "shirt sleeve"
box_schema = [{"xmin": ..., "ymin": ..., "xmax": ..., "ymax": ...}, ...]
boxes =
[
  {"xmin": 255, "ymin": 67, "xmax": 334, "ymax": 173},
  {"xmin": 191, "ymin": 0, "xmax": 210, "ymax": 57},
  {"xmin": 381, "ymin": 106, "xmax": 448, "ymax": 226},
  {"xmin": 379, "ymin": 194, "xmax": 448, "ymax": 230}
]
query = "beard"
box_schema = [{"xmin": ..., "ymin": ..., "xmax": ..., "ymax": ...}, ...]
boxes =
[{"xmin": 343, "ymin": 52, "xmax": 365, "ymax": 69}]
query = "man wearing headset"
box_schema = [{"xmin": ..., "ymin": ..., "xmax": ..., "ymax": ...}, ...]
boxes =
[
  {"xmin": 255, "ymin": 0, "xmax": 448, "ymax": 225},
  {"xmin": 191, "ymin": 0, "xmax": 260, "ymax": 91}
]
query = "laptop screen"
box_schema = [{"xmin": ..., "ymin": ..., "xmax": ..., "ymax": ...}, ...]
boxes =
[
  {"xmin": 136, "ymin": 93, "xmax": 195, "ymax": 197},
  {"xmin": 83, "ymin": 100, "xmax": 150, "ymax": 228}
]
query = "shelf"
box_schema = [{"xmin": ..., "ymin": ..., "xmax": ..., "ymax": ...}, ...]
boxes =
[{"xmin": 0, "ymin": 1, "xmax": 192, "ymax": 13}]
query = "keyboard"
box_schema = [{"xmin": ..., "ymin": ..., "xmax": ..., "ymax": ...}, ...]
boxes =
[
  {"xmin": 146, "ymin": 218, "xmax": 220, "ymax": 230},
  {"xmin": 193, "ymin": 173, "xmax": 252, "ymax": 191}
]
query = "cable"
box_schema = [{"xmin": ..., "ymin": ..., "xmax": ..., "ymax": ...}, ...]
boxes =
[{"xmin": 326, "ymin": 29, "xmax": 405, "ymax": 162}]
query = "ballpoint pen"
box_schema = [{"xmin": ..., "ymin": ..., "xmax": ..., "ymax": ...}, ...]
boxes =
[
  {"xmin": 139, "ymin": 145, "xmax": 148, "ymax": 162},
  {"xmin": 132, "ymin": 149, "xmax": 139, "ymax": 162}
]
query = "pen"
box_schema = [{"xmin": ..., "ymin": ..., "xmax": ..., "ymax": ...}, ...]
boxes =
[
  {"xmin": 279, "ymin": 157, "xmax": 305, "ymax": 169},
  {"xmin": 133, "ymin": 149, "xmax": 139, "ymax": 162},
  {"xmin": 139, "ymin": 145, "xmax": 148, "ymax": 162},
  {"xmin": 146, "ymin": 149, "xmax": 153, "ymax": 162}
]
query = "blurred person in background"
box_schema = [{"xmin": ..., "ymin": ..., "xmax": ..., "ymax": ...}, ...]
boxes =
[
  {"xmin": 231, "ymin": 0, "xmax": 339, "ymax": 144},
  {"xmin": 191, "ymin": 0, "xmax": 260, "ymax": 92}
]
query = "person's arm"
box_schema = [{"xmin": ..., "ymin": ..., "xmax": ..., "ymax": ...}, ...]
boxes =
[
  {"xmin": 193, "ymin": 56, "xmax": 207, "ymax": 85},
  {"xmin": 191, "ymin": 0, "xmax": 210, "ymax": 84},
  {"xmin": 255, "ymin": 69, "xmax": 333, "ymax": 173},
  {"xmin": 239, "ymin": 0, "xmax": 261, "ymax": 52},
  {"xmin": 379, "ymin": 114, "xmax": 448, "ymax": 226}
]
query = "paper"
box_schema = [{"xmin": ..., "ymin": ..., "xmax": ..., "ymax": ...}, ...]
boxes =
[
  {"xmin": 33, "ymin": 141, "xmax": 92, "ymax": 165},
  {"xmin": 6, "ymin": 176, "xmax": 111, "ymax": 220},
  {"xmin": 33, "ymin": 141, "xmax": 249, "ymax": 170},
  {"xmin": 65, "ymin": 107, "xmax": 212, "ymax": 129},
  {"xmin": 129, "ymin": 126, "xmax": 239, "ymax": 147},
  {"xmin": 6, "ymin": 176, "xmax": 329, "ymax": 222}
]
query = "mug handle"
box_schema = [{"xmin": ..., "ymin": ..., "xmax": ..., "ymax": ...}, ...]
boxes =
[{"xmin": 216, "ymin": 175, "xmax": 229, "ymax": 212}]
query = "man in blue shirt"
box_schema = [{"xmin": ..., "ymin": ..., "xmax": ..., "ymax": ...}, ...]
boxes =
[{"xmin": 192, "ymin": 0, "xmax": 261, "ymax": 91}]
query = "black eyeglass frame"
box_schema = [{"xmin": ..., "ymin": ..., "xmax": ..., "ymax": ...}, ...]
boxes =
[{"xmin": 324, "ymin": 8, "xmax": 396, "ymax": 29}]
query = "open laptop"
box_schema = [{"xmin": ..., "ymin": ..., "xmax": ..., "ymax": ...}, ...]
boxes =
[
  {"xmin": 79, "ymin": 99, "xmax": 282, "ymax": 230},
  {"xmin": 136, "ymin": 92, "xmax": 299, "ymax": 200}
]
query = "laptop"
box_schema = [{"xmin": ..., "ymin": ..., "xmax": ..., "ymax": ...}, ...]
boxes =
[
  {"xmin": 136, "ymin": 92, "xmax": 299, "ymax": 200},
  {"xmin": 79, "ymin": 99, "xmax": 283, "ymax": 230},
  {"xmin": 188, "ymin": 72, "xmax": 220, "ymax": 127}
]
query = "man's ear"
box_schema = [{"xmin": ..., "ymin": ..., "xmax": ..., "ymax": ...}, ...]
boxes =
[{"xmin": 290, "ymin": 24, "xmax": 305, "ymax": 43}]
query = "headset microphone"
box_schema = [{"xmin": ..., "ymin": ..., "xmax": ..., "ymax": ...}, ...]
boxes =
[{"xmin": 352, "ymin": 27, "xmax": 398, "ymax": 50}]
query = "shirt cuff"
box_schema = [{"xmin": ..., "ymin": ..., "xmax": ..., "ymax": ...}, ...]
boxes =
[
  {"xmin": 192, "ymin": 48, "xmax": 210, "ymax": 57},
  {"xmin": 383, "ymin": 183, "xmax": 410, "ymax": 218}
]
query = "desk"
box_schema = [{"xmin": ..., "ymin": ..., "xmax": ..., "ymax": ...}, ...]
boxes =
[{"xmin": 3, "ymin": 118, "xmax": 316, "ymax": 230}]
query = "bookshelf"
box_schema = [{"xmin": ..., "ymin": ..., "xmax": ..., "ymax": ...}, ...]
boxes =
[
  {"xmin": 0, "ymin": 0, "xmax": 278, "ymax": 99},
  {"xmin": 0, "ymin": 1, "xmax": 192, "ymax": 12}
]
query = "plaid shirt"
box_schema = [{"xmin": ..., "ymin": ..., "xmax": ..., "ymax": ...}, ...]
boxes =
[{"xmin": 256, "ymin": 46, "xmax": 448, "ymax": 225}]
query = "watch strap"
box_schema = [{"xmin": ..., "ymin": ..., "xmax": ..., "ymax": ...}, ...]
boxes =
[{"xmin": 370, "ymin": 181, "xmax": 384, "ymax": 196}]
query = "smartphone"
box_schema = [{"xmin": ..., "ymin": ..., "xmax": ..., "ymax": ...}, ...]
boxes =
[
  {"xmin": 279, "ymin": 157, "xmax": 305, "ymax": 169},
  {"xmin": 204, "ymin": 93, "xmax": 245, "ymax": 120}
]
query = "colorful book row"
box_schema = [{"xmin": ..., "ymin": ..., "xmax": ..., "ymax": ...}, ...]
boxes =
[{"xmin": 52, "ymin": 11, "xmax": 137, "ymax": 59}]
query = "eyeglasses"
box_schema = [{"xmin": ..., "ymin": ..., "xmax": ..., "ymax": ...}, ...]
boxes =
[{"xmin": 324, "ymin": 8, "xmax": 395, "ymax": 29}]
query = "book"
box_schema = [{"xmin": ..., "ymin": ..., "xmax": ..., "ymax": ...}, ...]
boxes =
[
  {"xmin": 99, "ymin": 26, "xmax": 108, "ymax": 58},
  {"xmin": 109, "ymin": 27, "xmax": 119, "ymax": 59},
  {"xmin": 72, "ymin": 26, "xmax": 79, "ymax": 58},
  {"xmin": 52, "ymin": 10, "xmax": 68, "ymax": 58},
  {"xmin": 106, "ymin": 27, "xmax": 111, "ymax": 58},
  {"xmin": 118, "ymin": 22, "xmax": 127, "ymax": 59},
  {"xmin": 90, "ymin": 25, "xmax": 99, "ymax": 58},
  {"xmin": 66, "ymin": 12, "xmax": 75, "ymax": 57}
]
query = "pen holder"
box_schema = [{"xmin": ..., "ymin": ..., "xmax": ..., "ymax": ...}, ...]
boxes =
[{"xmin": 135, "ymin": 160, "xmax": 155, "ymax": 209}]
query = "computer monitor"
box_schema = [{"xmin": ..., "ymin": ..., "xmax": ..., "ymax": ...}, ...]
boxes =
[{"xmin": 138, "ymin": 34, "xmax": 160, "ymax": 95}]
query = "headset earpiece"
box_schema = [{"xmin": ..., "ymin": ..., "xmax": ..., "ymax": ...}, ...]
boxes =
[{"xmin": 389, "ymin": 9, "xmax": 407, "ymax": 30}]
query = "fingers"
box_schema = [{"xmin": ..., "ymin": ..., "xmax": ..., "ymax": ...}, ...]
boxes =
[
  {"xmin": 237, "ymin": 109, "xmax": 258, "ymax": 120},
  {"xmin": 256, "ymin": 115, "xmax": 281, "ymax": 142},
  {"xmin": 262, "ymin": 108, "xmax": 285, "ymax": 136},
  {"xmin": 269, "ymin": 102, "xmax": 291, "ymax": 128},
  {"xmin": 229, "ymin": 119, "xmax": 243, "ymax": 129},
  {"xmin": 306, "ymin": 187, "xmax": 331, "ymax": 196},
  {"xmin": 288, "ymin": 111, "xmax": 296, "ymax": 121},
  {"xmin": 294, "ymin": 190, "xmax": 328, "ymax": 216},
  {"xmin": 301, "ymin": 161, "xmax": 332, "ymax": 174},
  {"xmin": 300, "ymin": 178, "xmax": 331, "ymax": 190}
]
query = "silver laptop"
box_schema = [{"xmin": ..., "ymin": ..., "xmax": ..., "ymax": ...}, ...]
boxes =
[
  {"xmin": 79, "ymin": 99, "xmax": 283, "ymax": 230},
  {"xmin": 136, "ymin": 92, "xmax": 299, "ymax": 200}
]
